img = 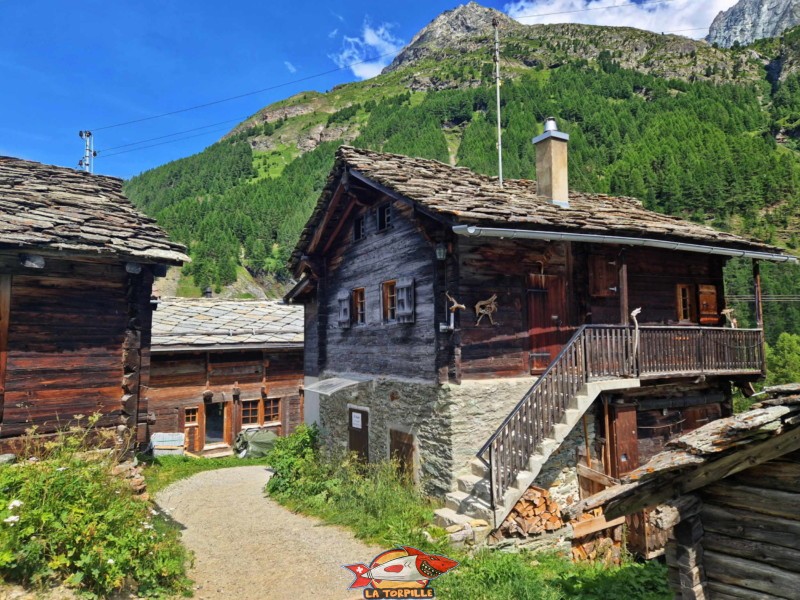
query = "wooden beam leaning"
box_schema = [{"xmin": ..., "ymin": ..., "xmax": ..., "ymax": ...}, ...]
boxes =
[{"xmin": 0, "ymin": 275, "xmax": 9, "ymax": 424}]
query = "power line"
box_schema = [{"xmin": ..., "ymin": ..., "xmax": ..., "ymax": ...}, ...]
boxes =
[
  {"xmin": 513, "ymin": 0, "xmax": 680, "ymax": 21},
  {"xmin": 90, "ymin": 51, "xmax": 401, "ymax": 132},
  {"xmin": 98, "ymin": 125, "xmax": 234, "ymax": 159},
  {"xmin": 97, "ymin": 118, "xmax": 243, "ymax": 153}
]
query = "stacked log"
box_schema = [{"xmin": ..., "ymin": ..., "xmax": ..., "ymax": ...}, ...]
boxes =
[
  {"xmin": 495, "ymin": 487, "xmax": 564, "ymax": 539},
  {"xmin": 571, "ymin": 510, "xmax": 624, "ymax": 564}
]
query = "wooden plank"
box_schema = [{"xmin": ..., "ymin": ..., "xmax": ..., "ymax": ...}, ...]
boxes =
[
  {"xmin": 571, "ymin": 513, "xmax": 626, "ymax": 538},
  {"xmin": 730, "ymin": 458, "xmax": 800, "ymax": 493},
  {"xmin": 702, "ymin": 482, "xmax": 800, "ymax": 521},
  {"xmin": 0, "ymin": 275, "xmax": 11, "ymax": 422},
  {"xmin": 703, "ymin": 530, "xmax": 800, "ymax": 574},
  {"xmin": 705, "ymin": 580, "xmax": 781, "ymax": 600},
  {"xmin": 703, "ymin": 550, "xmax": 800, "ymax": 599},
  {"xmin": 577, "ymin": 463, "xmax": 619, "ymax": 488},
  {"xmin": 701, "ymin": 503, "xmax": 800, "ymax": 552}
]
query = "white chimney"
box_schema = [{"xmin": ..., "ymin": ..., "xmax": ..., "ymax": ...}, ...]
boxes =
[{"xmin": 532, "ymin": 117, "xmax": 570, "ymax": 208}]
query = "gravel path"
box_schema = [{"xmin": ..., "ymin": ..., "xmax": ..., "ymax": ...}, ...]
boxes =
[{"xmin": 155, "ymin": 466, "xmax": 383, "ymax": 600}]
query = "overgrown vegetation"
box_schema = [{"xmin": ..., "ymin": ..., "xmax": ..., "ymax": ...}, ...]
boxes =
[
  {"xmin": 265, "ymin": 426, "xmax": 670, "ymax": 600},
  {"xmin": 0, "ymin": 417, "xmax": 191, "ymax": 598}
]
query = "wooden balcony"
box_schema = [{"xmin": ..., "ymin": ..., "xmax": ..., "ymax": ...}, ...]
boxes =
[{"xmin": 478, "ymin": 325, "xmax": 765, "ymax": 511}]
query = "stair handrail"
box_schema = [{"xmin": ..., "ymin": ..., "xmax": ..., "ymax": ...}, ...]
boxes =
[{"xmin": 476, "ymin": 324, "xmax": 590, "ymax": 469}]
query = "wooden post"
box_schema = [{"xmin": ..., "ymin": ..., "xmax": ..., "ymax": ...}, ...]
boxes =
[
  {"xmin": 753, "ymin": 260, "xmax": 767, "ymax": 374},
  {"xmin": 0, "ymin": 275, "xmax": 10, "ymax": 424},
  {"xmin": 619, "ymin": 251, "xmax": 629, "ymax": 325}
]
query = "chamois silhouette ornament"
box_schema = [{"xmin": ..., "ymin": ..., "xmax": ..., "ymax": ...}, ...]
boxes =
[{"xmin": 475, "ymin": 294, "xmax": 498, "ymax": 326}]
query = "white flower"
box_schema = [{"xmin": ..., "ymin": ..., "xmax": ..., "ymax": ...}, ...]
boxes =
[
  {"xmin": 56, "ymin": 467, "xmax": 67, "ymax": 472},
  {"xmin": 4, "ymin": 515, "xmax": 20, "ymax": 524},
  {"xmin": 149, "ymin": 509, "xmax": 158, "ymax": 515},
  {"xmin": 8, "ymin": 500, "xmax": 22, "ymax": 510},
  {"xmin": 107, "ymin": 559, "xmax": 114, "ymax": 565}
]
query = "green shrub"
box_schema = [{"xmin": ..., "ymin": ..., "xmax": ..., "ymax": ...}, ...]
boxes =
[
  {"xmin": 265, "ymin": 425, "xmax": 438, "ymax": 548},
  {"xmin": 0, "ymin": 420, "xmax": 191, "ymax": 598}
]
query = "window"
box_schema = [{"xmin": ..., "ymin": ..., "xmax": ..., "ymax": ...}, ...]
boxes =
[
  {"xmin": 184, "ymin": 407, "xmax": 198, "ymax": 426},
  {"xmin": 352, "ymin": 288, "xmax": 366, "ymax": 325},
  {"xmin": 382, "ymin": 280, "xmax": 397, "ymax": 322},
  {"xmin": 241, "ymin": 400, "xmax": 259, "ymax": 425},
  {"xmin": 377, "ymin": 204, "xmax": 392, "ymax": 231},
  {"xmin": 353, "ymin": 215, "xmax": 365, "ymax": 241},
  {"xmin": 337, "ymin": 290, "xmax": 351, "ymax": 328},
  {"xmin": 676, "ymin": 284, "xmax": 696, "ymax": 322},
  {"xmin": 396, "ymin": 277, "xmax": 415, "ymax": 324},
  {"xmin": 264, "ymin": 398, "xmax": 281, "ymax": 423}
]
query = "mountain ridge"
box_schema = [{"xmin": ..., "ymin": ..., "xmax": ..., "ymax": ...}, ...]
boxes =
[{"xmin": 709, "ymin": 0, "xmax": 800, "ymax": 48}]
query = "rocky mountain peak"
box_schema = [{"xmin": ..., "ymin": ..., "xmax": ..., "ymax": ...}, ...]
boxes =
[
  {"xmin": 708, "ymin": 0, "xmax": 800, "ymax": 48},
  {"xmin": 383, "ymin": 2, "xmax": 519, "ymax": 73}
]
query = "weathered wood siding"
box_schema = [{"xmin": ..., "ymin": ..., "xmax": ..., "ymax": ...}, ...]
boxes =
[
  {"xmin": 573, "ymin": 244, "xmax": 725, "ymax": 325},
  {"xmin": 320, "ymin": 199, "xmax": 438, "ymax": 381},
  {"xmin": 665, "ymin": 453, "xmax": 800, "ymax": 599},
  {"xmin": 148, "ymin": 348, "xmax": 303, "ymax": 439},
  {"xmin": 455, "ymin": 237, "xmax": 570, "ymax": 379},
  {"xmin": 0, "ymin": 253, "xmax": 154, "ymax": 445},
  {"xmin": 304, "ymin": 297, "xmax": 320, "ymax": 377}
]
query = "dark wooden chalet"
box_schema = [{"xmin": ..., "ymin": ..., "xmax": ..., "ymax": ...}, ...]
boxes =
[
  {"xmin": 0, "ymin": 156, "xmax": 188, "ymax": 451},
  {"xmin": 577, "ymin": 384, "xmax": 800, "ymax": 599},
  {"xmin": 149, "ymin": 298, "xmax": 304, "ymax": 455},
  {"xmin": 286, "ymin": 123, "xmax": 795, "ymax": 534}
]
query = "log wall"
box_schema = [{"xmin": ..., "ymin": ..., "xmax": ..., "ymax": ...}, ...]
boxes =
[
  {"xmin": 665, "ymin": 452, "xmax": 800, "ymax": 599},
  {"xmin": 455, "ymin": 237, "xmax": 570, "ymax": 379},
  {"xmin": 319, "ymin": 199, "xmax": 438, "ymax": 381},
  {"xmin": 0, "ymin": 252, "xmax": 155, "ymax": 449},
  {"xmin": 148, "ymin": 348, "xmax": 303, "ymax": 444}
]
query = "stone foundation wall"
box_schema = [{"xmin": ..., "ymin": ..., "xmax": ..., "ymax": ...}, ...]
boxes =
[{"xmin": 318, "ymin": 374, "xmax": 536, "ymax": 497}]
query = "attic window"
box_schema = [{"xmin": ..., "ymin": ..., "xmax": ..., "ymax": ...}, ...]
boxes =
[
  {"xmin": 377, "ymin": 204, "xmax": 392, "ymax": 231},
  {"xmin": 354, "ymin": 215, "xmax": 365, "ymax": 242},
  {"xmin": 337, "ymin": 290, "xmax": 351, "ymax": 328},
  {"xmin": 396, "ymin": 277, "xmax": 415, "ymax": 324}
]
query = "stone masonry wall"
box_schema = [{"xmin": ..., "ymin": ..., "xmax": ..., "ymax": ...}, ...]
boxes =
[{"xmin": 318, "ymin": 375, "xmax": 535, "ymax": 497}]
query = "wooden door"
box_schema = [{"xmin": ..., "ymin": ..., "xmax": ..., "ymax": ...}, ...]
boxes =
[
  {"xmin": 348, "ymin": 408, "xmax": 369, "ymax": 461},
  {"xmin": 390, "ymin": 430, "xmax": 415, "ymax": 478},
  {"xmin": 528, "ymin": 274, "xmax": 568, "ymax": 373}
]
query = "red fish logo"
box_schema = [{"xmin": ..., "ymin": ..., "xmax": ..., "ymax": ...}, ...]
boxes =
[{"xmin": 344, "ymin": 546, "xmax": 458, "ymax": 598}]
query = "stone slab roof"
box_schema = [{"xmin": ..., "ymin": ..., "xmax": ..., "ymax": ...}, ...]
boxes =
[
  {"xmin": 152, "ymin": 298, "xmax": 303, "ymax": 351},
  {"xmin": 292, "ymin": 146, "xmax": 786, "ymax": 270},
  {"xmin": 0, "ymin": 156, "xmax": 188, "ymax": 265}
]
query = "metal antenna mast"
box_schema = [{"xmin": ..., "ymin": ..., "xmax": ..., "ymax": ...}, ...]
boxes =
[
  {"xmin": 78, "ymin": 130, "xmax": 96, "ymax": 173},
  {"xmin": 492, "ymin": 17, "xmax": 504, "ymax": 188}
]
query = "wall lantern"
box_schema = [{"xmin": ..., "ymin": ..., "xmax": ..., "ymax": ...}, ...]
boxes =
[{"xmin": 435, "ymin": 243, "xmax": 447, "ymax": 261}]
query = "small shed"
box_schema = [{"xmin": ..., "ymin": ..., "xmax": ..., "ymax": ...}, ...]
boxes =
[
  {"xmin": 148, "ymin": 298, "xmax": 304, "ymax": 455},
  {"xmin": 574, "ymin": 384, "xmax": 800, "ymax": 599},
  {"xmin": 0, "ymin": 156, "xmax": 188, "ymax": 450}
]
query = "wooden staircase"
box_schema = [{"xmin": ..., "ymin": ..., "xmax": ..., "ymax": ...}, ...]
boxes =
[{"xmin": 434, "ymin": 324, "xmax": 765, "ymax": 531}]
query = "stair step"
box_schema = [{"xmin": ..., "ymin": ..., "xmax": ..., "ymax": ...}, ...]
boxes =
[
  {"xmin": 445, "ymin": 491, "xmax": 494, "ymax": 522},
  {"xmin": 434, "ymin": 507, "xmax": 473, "ymax": 528},
  {"xmin": 458, "ymin": 474, "xmax": 490, "ymax": 498},
  {"xmin": 470, "ymin": 458, "xmax": 489, "ymax": 477}
]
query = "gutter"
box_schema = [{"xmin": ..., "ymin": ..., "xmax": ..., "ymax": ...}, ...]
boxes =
[{"xmin": 452, "ymin": 225, "xmax": 798, "ymax": 264}]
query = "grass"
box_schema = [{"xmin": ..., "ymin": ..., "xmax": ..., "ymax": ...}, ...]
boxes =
[
  {"xmin": 140, "ymin": 454, "xmax": 269, "ymax": 495},
  {"xmin": 175, "ymin": 272, "xmax": 203, "ymax": 298},
  {"xmin": 264, "ymin": 426, "xmax": 671, "ymax": 600}
]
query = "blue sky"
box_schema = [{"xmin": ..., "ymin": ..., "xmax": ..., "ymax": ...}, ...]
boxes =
[{"xmin": 0, "ymin": 0, "xmax": 737, "ymax": 179}]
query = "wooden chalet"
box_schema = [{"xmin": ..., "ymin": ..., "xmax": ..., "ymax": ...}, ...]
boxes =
[
  {"xmin": 149, "ymin": 298, "xmax": 304, "ymax": 455},
  {"xmin": 0, "ymin": 156, "xmax": 188, "ymax": 451},
  {"xmin": 575, "ymin": 384, "xmax": 800, "ymax": 599},
  {"xmin": 286, "ymin": 121, "xmax": 796, "ymax": 535}
]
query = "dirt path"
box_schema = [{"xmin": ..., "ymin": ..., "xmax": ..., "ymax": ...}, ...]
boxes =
[{"xmin": 155, "ymin": 466, "xmax": 383, "ymax": 600}]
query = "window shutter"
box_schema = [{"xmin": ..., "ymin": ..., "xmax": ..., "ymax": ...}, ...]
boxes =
[
  {"xmin": 337, "ymin": 290, "xmax": 351, "ymax": 328},
  {"xmin": 396, "ymin": 277, "xmax": 415, "ymax": 323}
]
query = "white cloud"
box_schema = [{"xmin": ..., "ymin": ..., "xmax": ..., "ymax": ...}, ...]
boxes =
[
  {"xmin": 330, "ymin": 21, "xmax": 405, "ymax": 80},
  {"xmin": 284, "ymin": 61, "xmax": 297, "ymax": 74},
  {"xmin": 331, "ymin": 11, "xmax": 345, "ymax": 23},
  {"xmin": 329, "ymin": 28, "xmax": 339, "ymax": 38},
  {"xmin": 504, "ymin": 0, "xmax": 739, "ymax": 38}
]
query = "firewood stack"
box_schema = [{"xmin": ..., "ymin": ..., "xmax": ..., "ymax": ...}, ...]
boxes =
[
  {"xmin": 493, "ymin": 486, "xmax": 564, "ymax": 539},
  {"xmin": 570, "ymin": 510, "xmax": 623, "ymax": 564}
]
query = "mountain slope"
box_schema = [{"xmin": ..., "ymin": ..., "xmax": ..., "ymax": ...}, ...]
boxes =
[
  {"xmin": 124, "ymin": 4, "xmax": 800, "ymax": 339},
  {"xmin": 709, "ymin": 0, "xmax": 800, "ymax": 48}
]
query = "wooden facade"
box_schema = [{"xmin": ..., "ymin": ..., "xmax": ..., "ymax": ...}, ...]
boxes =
[
  {"xmin": 0, "ymin": 156, "xmax": 188, "ymax": 450},
  {"xmin": 148, "ymin": 298, "xmax": 304, "ymax": 454},
  {"xmin": 287, "ymin": 144, "xmax": 792, "ymax": 532},
  {"xmin": 584, "ymin": 385, "xmax": 800, "ymax": 599}
]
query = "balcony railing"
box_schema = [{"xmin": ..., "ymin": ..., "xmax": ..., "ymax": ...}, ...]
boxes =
[{"xmin": 478, "ymin": 325, "xmax": 764, "ymax": 508}]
